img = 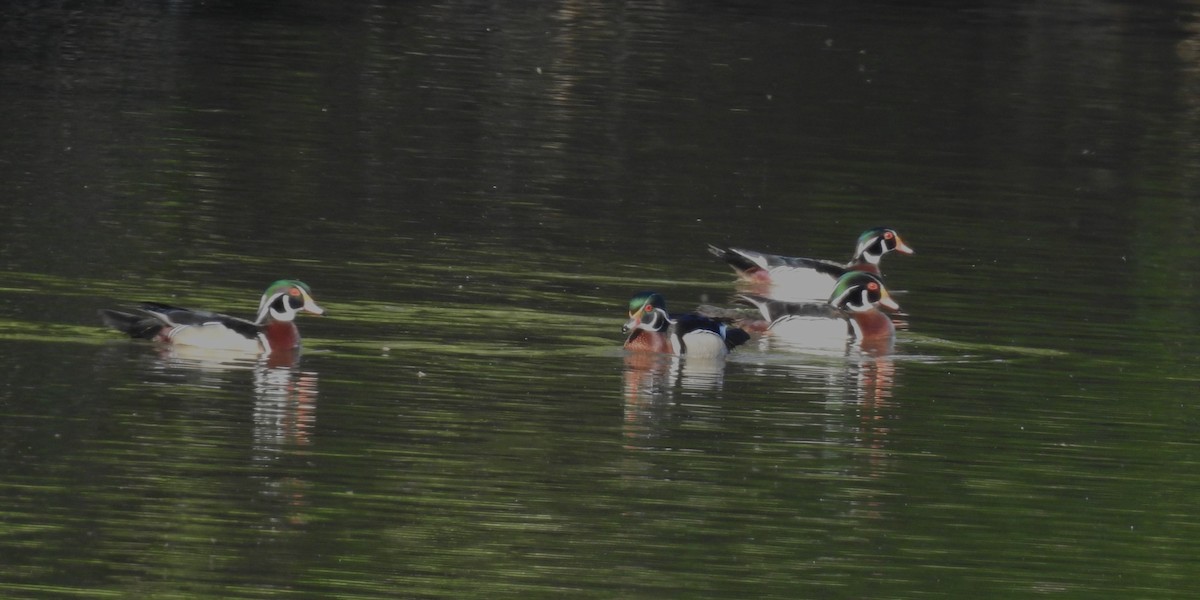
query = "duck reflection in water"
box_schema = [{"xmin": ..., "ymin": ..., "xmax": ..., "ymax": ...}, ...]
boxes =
[
  {"xmin": 122, "ymin": 343, "xmax": 320, "ymax": 528},
  {"xmin": 251, "ymin": 355, "xmax": 319, "ymax": 527},
  {"xmin": 787, "ymin": 352, "xmax": 898, "ymax": 522},
  {"xmin": 622, "ymin": 349, "xmax": 728, "ymax": 401},
  {"xmin": 621, "ymin": 350, "xmax": 729, "ymax": 449},
  {"xmin": 621, "ymin": 330, "xmax": 901, "ymax": 512},
  {"xmin": 147, "ymin": 349, "xmax": 318, "ymax": 451}
]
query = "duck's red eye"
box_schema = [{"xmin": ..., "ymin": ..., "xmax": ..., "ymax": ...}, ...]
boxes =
[
  {"xmin": 884, "ymin": 231, "xmax": 894, "ymax": 240},
  {"xmin": 644, "ymin": 304, "xmax": 653, "ymax": 312},
  {"xmin": 868, "ymin": 282, "xmax": 879, "ymax": 291},
  {"xmin": 289, "ymin": 288, "xmax": 301, "ymax": 297}
]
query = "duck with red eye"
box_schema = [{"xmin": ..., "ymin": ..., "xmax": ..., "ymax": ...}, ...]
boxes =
[
  {"xmin": 622, "ymin": 291, "xmax": 750, "ymax": 358},
  {"xmin": 100, "ymin": 280, "xmax": 325, "ymax": 355},
  {"xmin": 708, "ymin": 227, "xmax": 913, "ymax": 303},
  {"xmin": 742, "ymin": 272, "xmax": 898, "ymax": 354}
]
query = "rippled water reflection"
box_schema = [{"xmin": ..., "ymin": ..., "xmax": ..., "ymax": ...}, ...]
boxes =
[{"xmin": 3, "ymin": 0, "xmax": 1200, "ymax": 598}]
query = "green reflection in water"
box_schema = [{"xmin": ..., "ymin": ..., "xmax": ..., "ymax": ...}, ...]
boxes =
[
  {"xmin": 0, "ymin": 321, "xmax": 114, "ymax": 344},
  {"xmin": 1, "ymin": 270, "xmax": 1072, "ymax": 364}
]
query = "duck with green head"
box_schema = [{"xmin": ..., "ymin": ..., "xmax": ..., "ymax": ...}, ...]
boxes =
[
  {"xmin": 739, "ymin": 271, "xmax": 899, "ymax": 354},
  {"xmin": 708, "ymin": 227, "xmax": 913, "ymax": 302},
  {"xmin": 623, "ymin": 291, "xmax": 750, "ymax": 358},
  {"xmin": 100, "ymin": 280, "xmax": 325, "ymax": 354}
]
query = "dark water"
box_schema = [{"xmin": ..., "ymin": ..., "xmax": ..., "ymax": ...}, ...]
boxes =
[{"xmin": 2, "ymin": 1, "xmax": 1200, "ymax": 598}]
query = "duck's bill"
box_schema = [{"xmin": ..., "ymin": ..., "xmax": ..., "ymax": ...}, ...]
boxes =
[{"xmin": 304, "ymin": 299, "xmax": 326, "ymax": 316}]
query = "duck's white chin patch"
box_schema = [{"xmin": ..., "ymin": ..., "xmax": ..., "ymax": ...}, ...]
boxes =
[{"xmin": 270, "ymin": 307, "xmax": 297, "ymax": 322}]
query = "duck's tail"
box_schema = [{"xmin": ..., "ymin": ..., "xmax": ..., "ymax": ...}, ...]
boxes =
[
  {"xmin": 706, "ymin": 244, "xmax": 763, "ymax": 275},
  {"xmin": 99, "ymin": 309, "xmax": 164, "ymax": 340},
  {"xmin": 694, "ymin": 302, "xmax": 770, "ymax": 334},
  {"xmin": 723, "ymin": 326, "xmax": 751, "ymax": 350}
]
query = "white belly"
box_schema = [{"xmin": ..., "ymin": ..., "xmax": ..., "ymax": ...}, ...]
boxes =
[
  {"xmin": 168, "ymin": 324, "xmax": 264, "ymax": 352},
  {"xmin": 765, "ymin": 316, "xmax": 851, "ymax": 353},
  {"xmin": 676, "ymin": 330, "xmax": 729, "ymax": 359},
  {"xmin": 764, "ymin": 268, "xmax": 839, "ymax": 302}
]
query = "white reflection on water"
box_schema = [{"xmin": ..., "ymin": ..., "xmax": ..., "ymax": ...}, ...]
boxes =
[
  {"xmin": 134, "ymin": 344, "xmax": 320, "ymax": 455},
  {"xmin": 745, "ymin": 351, "xmax": 896, "ymax": 446},
  {"xmin": 251, "ymin": 360, "xmax": 318, "ymax": 528},
  {"xmin": 127, "ymin": 344, "xmax": 320, "ymax": 526},
  {"xmin": 621, "ymin": 351, "xmax": 728, "ymax": 448},
  {"xmin": 251, "ymin": 360, "xmax": 318, "ymax": 458}
]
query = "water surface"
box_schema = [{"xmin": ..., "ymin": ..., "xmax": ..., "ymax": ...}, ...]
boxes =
[{"xmin": 2, "ymin": 1, "xmax": 1199, "ymax": 598}]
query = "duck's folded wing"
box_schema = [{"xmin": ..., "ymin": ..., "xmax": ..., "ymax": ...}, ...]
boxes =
[
  {"xmin": 138, "ymin": 303, "xmax": 260, "ymax": 338},
  {"xmin": 737, "ymin": 294, "xmax": 842, "ymax": 323}
]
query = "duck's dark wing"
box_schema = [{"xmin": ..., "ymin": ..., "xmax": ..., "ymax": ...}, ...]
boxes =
[
  {"xmin": 694, "ymin": 304, "xmax": 760, "ymax": 322},
  {"xmin": 138, "ymin": 302, "xmax": 261, "ymax": 339},
  {"xmin": 100, "ymin": 309, "xmax": 166, "ymax": 340},
  {"xmin": 766, "ymin": 255, "xmax": 848, "ymax": 278},
  {"xmin": 710, "ymin": 245, "xmax": 848, "ymax": 279},
  {"xmin": 721, "ymin": 326, "xmax": 750, "ymax": 350},
  {"xmin": 670, "ymin": 313, "xmax": 750, "ymax": 351},
  {"xmin": 708, "ymin": 245, "xmax": 764, "ymax": 274},
  {"xmin": 737, "ymin": 294, "xmax": 843, "ymax": 324}
]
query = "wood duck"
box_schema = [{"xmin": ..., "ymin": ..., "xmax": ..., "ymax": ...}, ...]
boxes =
[
  {"xmin": 100, "ymin": 280, "xmax": 325, "ymax": 354},
  {"xmin": 708, "ymin": 227, "xmax": 913, "ymax": 302},
  {"xmin": 750, "ymin": 272, "xmax": 898, "ymax": 353},
  {"xmin": 700, "ymin": 272, "xmax": 898, "ymax": 354},
  {"xmin": 622, "ymin": 291, "xmax": 750, "ymax": 358}
]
